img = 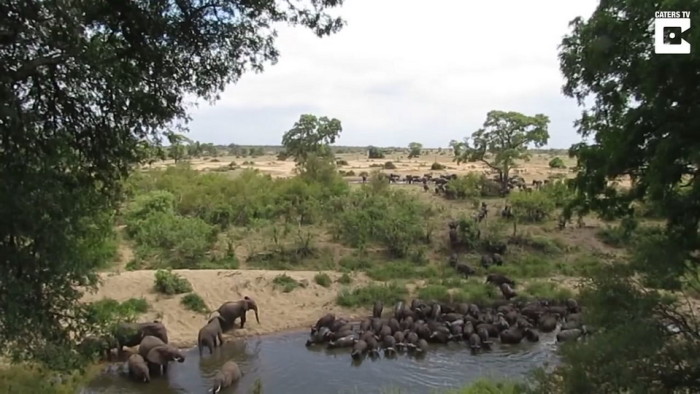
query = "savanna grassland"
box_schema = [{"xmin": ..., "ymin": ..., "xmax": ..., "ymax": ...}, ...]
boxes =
[{"xmin": 81, "ymin": 146, "xmax": 624, "ymax": 348}]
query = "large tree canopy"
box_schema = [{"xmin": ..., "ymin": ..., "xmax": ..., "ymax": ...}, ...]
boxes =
[
  {"xmin": 561, "ymin": 0, "xmax": 700, "ymax": 279},
  {"xmin": 451, "ymin": 110, "xmax": 549, "ymax": 189},
  {"xmin": 0, "ymin": 0, "xmax": 344, "ymax": 366},
  {"xmin": 281, "ymin": 114, "xmax": 343, "ymax": 164},
  {"xmin": 551, "ymin": 1, "xmax": 700, "ymax": 392}
]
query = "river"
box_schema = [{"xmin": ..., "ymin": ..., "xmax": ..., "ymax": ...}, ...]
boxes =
[{"xmin": 82, "ymin": 330, "xmax": 559, "ymax": 394}]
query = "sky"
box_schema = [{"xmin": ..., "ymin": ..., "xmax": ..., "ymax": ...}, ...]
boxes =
[{"xmin": 186, "ymin": 0, "xmax": 600, "ymax": 149}]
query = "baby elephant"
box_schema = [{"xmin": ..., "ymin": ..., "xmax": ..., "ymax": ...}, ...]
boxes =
[
  {"xmin": 211, "ymin": 360, "xmax": 242, "ymax": 393},
  {"xmin": 127, "ymin": 353, "xmax": 150, "ymax": 383}
]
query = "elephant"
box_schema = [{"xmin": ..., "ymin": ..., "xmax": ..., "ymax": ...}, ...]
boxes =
[
  {"xmin": 211, "ymin": 360, "xmax": 242, "ymax": 394},
  {"xmin": 138, "ymin": 335, "xmax": 185, "ymax": 375},
  {"xmin": 198, "ymin": 316, "xmax": 225, "ymax": 356},
  {"xmin": 500, "ymin": 283, "xmax": 517, "ymax": 300},
  {"xmin": 127, "ymin": 353, "xmax": 150, "ymax": 383},
  {"xmin": 373, "ymin": 301, "xmax": 383, "ymax": 318},
  {"xmin": 114, "ymin": 321, "xmax": 168, "ymax": 350},
  {"xmin": 311, "ymin": 313, "xmax": 335, "ymax": 334},
  {"xmin": 214, "ymin": 296, "xmax": 260, "ymax": 331}
]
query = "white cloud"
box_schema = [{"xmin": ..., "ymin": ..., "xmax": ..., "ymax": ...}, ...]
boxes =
[{"xmin": 187, "ymin": 0, "xmax": 599, "ymax": 147}]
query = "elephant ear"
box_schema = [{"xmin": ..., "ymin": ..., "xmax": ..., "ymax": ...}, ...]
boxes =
[{"xmin": 145, "ymin": 346, "xmax": 166, "ymax": 365}]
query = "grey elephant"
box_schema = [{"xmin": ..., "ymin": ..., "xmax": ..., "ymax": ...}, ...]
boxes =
[
  {"xmin": 211, "ymin": 360, "xmax": 242, "ymax": 393},
  {"xmin": 127, "ymin": 353, "xmax": 150, "ymax": 383},
  {"xmin": 114, "ymin": 321, "xmax": 168, "ymax": 350},
  {"xmin": 213, "ymin": 296, "xmax": 260, "ymax": 331},
  {"xmin": 138, "ymin": 335, "xmax": 185, "ymax": 375},
  {"xmin": 198, "ymin": 316, "xmax": 225, "ymax": 356}
]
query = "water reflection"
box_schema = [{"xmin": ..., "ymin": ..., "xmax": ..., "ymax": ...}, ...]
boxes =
[{"xmin": 83, "ymin": 330, "xmax": 559, "ymax": 394}]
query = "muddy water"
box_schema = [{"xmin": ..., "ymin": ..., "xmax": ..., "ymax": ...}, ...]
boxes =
[{"xmin": 82, "ymin": 330, "xmax": 559, "ymax": 394}]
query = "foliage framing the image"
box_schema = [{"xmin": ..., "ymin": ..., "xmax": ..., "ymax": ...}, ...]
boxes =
[
  {"xmin": 0, "ymin": 0, "xmax": 345, "ymax": 366},
  {"xmin": 549, "ymin": 1, "xmax": 700, "ymax": 392}
]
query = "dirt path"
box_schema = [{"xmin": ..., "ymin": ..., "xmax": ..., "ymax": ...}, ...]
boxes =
[{"xmin": 82, "ymin": 269, "xmax": 371, "ymax": 348}]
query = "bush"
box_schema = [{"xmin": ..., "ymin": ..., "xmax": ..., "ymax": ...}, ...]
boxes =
[
  {"xmin": 383, "ymin": 161, "xmax": 397, "ymax": 169},
  {"xmin": 84, "ymin": 297, "xmax": 149, "ymax": 328},
  {"xmin": 181, "ymin": 293, "xmax": 208, "ymax": 314},
  {"xmin": 431, "ymin": 162, "xmax": 446, "ymax": 170},
  {"xmin": 508, "ymin": 190, "xmax": 556, "ymax": 223},
  {"xmin": 0, "ymin": 365, "xmax": 99, "ymax": 394},
  {"xmin": 548, "ymin": 157, "xmax": 567, "ymax": 169},
  {"xmin": 333, "ymin": 188, "xmax": 432, "ymax": 257},
  {"xmin": 129, "ymin": 211, "xmax": 216, "ymax": 268},
  {"xmin": 336, "ymin": 159, "xmax": 349, "ymax": 166},
  {"xmin": 452, "ymin": 279, "xmax": 500, "ymax": 305},
  {"xmin": 489, "ymin": 255, "xmax": 557, "ymax": 278},
  {"xmin": 336, "ymin": 282, "xmax": 408, "ymax": 307},
  {"xmin": 272, "ymin": 274, "xmax": 301, "ymax": 292},
  {"xmin": 337, "ymin": 273, "xmax": 353, "ymax": 284},
  {"xmin": 154, "ymin": 270, "xmax": 193, "ymax": 295},
  {"xmin": 314, "ymin": 272, "xmax": 332, "ymax": 287},
  {"xmin": 368, "ymin": 146, "xmax": 385, "ymax": 159},
  {"xmin": 445, "ymin": 174, "xmax": 480, "ymax": 201},
  {"xmin": 338, "ymin": 254, "xmax": 375, "ymax": 271},
  {"xmin": 540, "ymin": 180, "xmax": 575, "ymax": 208}
]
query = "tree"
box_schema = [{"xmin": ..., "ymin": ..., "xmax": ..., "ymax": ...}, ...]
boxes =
[
  {"xmin": 408, "ymin": 142, "xmax": 423, "ymax": 158},
  {"xmin": 368, "ymin": 146, "xmax": 385, "ymax": 159},
  {"xmin": 0, "ymin": 0, "xmax": 344, "ymax": 368},
  {"xmin": 281, "ymin": 114, "xmax": 342, "ymax": 165},
  {"xmin": 451, "ymin": 111, "xmax": 549, "ymax": 190},
  {"xmin": 546, "ymin": 1, "xmax": 700, "ymax": 392},
  {"xmin": 548, "ymin": 157, "xmax": 566, "ymax": 169}
]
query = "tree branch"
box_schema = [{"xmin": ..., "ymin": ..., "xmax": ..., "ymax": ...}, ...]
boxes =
[{"xmin": 10, "ymin": 54, "xmax": 64, "ymax": 83}]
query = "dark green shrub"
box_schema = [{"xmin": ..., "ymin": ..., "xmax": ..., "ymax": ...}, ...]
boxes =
[
  {"xmin": 84, "ymin": 297, "xmax": 149, "ymax": 327},
  {"xmin": 154, "ymin": 270, "xmax": 192, "ymax": 295},
  {"xmin": 445, "ymin": 174, "xmax": 480, "ymax": 201},
  {"xmin": 314, "ymin": 272, "xmax": 332, "ymax": 287},
  {"xmin": 181, "ymin": 293, "xmax": 208, "ymax": 314},
  {"xmin": 383, "ymin": 161, "xmax": 397, "ymax": 169},
  {"xmin": 368, "ymin": 146, "xmax": 385, "ymax": 159},
  {"xmin": 336, "ymin": 159, "xmax": 349, "ymax": 166},
  {"xmin": 508, "ymin": 190, "xmax": 556, "ymax": 223},
  {"xmin": 431, "ymin": 162, "xmax": 446, "ymax": 170},
  {"xmin": 523, "ymin": 281, "xmax": 575, "ymax": 301},
  {"xmin": 548, "ymin": 157, "xmax": 566, "ymax": 169},
  {"xmin": 337, "ymin": 273, "xmax": 352, "ymax": 284}
]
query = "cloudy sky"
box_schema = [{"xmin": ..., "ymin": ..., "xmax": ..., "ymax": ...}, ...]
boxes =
[{"xmin": 186, "ymin": 0, "xmax": 600, "ymax": 149}]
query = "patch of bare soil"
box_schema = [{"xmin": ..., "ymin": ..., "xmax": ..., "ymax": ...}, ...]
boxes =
[{"xmin": 82, "ymin": 269, "xmax": 371, "ymax": 348}]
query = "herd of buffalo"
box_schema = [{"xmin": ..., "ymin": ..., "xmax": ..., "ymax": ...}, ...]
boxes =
[
  {"xmin": 305, "ymin": 294, "xmax": 588, "ymax": 360},
  {"xmin": 83, "ymin": 296, "xmax": 260, "ymax": 392}
]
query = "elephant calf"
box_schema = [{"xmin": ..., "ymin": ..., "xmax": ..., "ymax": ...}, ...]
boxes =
[
  {"xmin": 127, "ymin": 353, "xmax": 150, "ymax": 383},
  {"xmin": 211, "ymin": 360, "xmax": 242, "ymax": 393},
  {"xmin": 198, "ymin": 316, "xmax": 225, "ymax": 356},
  {"xmin": 138, "ymin": 335, "xmax": 185, "ymax": 375}
]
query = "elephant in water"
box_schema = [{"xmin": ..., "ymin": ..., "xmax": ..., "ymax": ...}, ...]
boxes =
[
  {"xmin": 213, "ymin": 296, "xmax": 260, "ymax": 331},
  {"xmin": 138, "ymin": 335, "xmax": 185, "ymax": 375},
  {"xmin": 210, "ymin": 360, "xmax": 242, "ymax": 393},
  {"xmin": 127, "ymin": 353, "xmax": 150, "ymax": 383},
  {"xmin": 198, "ymin": 316, "xmax": 225, "ymax": 356}
]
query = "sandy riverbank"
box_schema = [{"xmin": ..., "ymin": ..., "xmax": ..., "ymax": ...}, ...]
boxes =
[{"xmin": 82, "ymin": 269, "xmax": 371, "ymax": 348}]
